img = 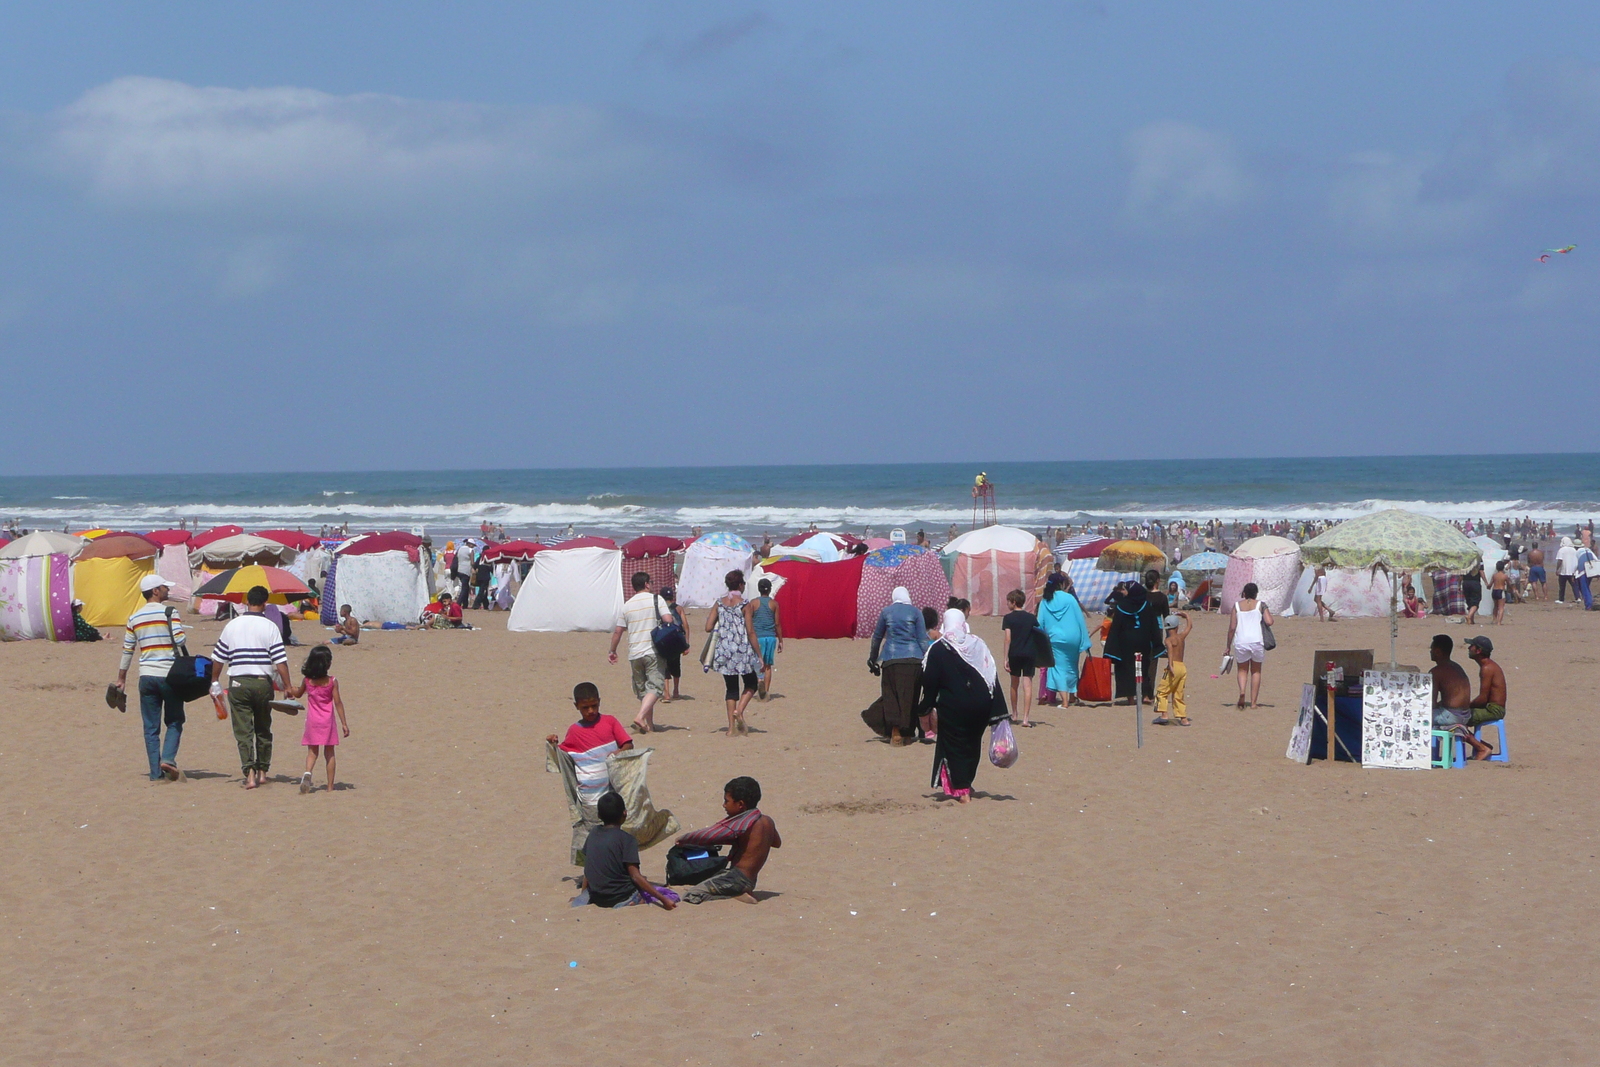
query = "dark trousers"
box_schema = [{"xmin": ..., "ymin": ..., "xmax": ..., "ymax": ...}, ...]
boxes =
[
  {"xmin": 456, "ymin": 575, "xmax": 471, "ymax": 603},
  {"xmin": 1559, "ymin": 574, "xmax": 1575, "ymax": 601},
  {"xmin": 880, "ymin": 661, "xmax": 922, "ymax": 733},
  {"xmin": 1113, "ymin": 656, "xmax": 1156, "ymax": 701},
  {"xmin": 472, "ymin": 583, "xmax": 490, "ymax": 609}
]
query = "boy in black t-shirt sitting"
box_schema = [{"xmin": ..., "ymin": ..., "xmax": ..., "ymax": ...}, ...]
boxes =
[
  {"xmin": 580, "ymin": 792, "xmax": 678, "ymax": 909},
  {"xmin": 1000, "ymin": 589, "xmax": 1038, "ymax": 727}
]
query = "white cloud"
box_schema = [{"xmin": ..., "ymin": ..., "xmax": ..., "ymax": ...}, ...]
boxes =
[
  {"xmin": 1328, "ymin": 58, "xmax": 1600, "ymax": 246},
  {"xmin": 39, "ymin": 76, "xmax": 661, "ymax": 216},
  {"xmin": 1327, "ymin": 151, "xmax": 1481, "ymax": 246},
  {"xmin": 1123, "ymin": 121, "xmax": 1254, "ymax": 232}
]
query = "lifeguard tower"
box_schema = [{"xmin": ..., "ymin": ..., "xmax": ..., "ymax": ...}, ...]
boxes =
[{"xmin": 971, "ymin": 472, "xmax": 997, "ymax": 529}]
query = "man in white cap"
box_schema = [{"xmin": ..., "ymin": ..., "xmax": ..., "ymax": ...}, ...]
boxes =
[
  {"xmin": 1556, "ymin": 537, "xmax": 1580, "ymax": 604},
  {"xmin": 113, "ymin": 573, "xmax": 187, "ymax": 781}
]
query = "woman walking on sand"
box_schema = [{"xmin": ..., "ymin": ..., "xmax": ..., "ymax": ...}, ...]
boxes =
[
  {"xmin": 707, "ymin": 570, "xmax": 762, "ymax": 736},
  {"xmin": 288, "ymin": 645, "xmax": 349, "ymax": 794},
  {"xmin": 1036, "ymin": 574, "xmax": 1091, "ymax": 707},
  {"xmin": 1225, "ymin": 581, "xmax": 1272, "ymax": 709},
  {"xmin": 917, "ymin": 609, "xmax": 1008, "ymax": 804}
]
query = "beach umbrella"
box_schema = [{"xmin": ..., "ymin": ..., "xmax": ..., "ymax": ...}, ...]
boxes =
[
  {"xmin": 256, "ymin": 529, "xmax": 322, "ymax": 551},
  {"xmin": 193, "ymin": 565, "xmax": 312, "ymax": 604},
  {"xmin": 1175, "ymin": 551, "xmax": 1230, "ymax": 573},
  {"xmin": 549, "ymin": 536, "xmax": 618, "ymax": 551},
  {"xmin": 483, "ymin": 540, "xmax": 546, "ymax": 562},
  {"xmin": 1067, "ymin": 537, "xmax": 1116, "ymax": 560},
  {"xmin": 73, "ymin": 528, "xmax": 111, "ymax": 539},
  {"xmin": 1231, "ymin": 535, "xmax": 1299, "ymax": 559},
  {"xmin": 190, "ymin": 534, "xmax": 298, "ymax": 568},
  {"xmin": 189, "ymin": 525, "xmax": 245, "ymax": 550},
  {"xmin": 143, "ymin": 529, "xmax": 193, "ymax": 547},
  {"xmin": 1300, "ymin": 510, "xmax": 1478, "ymax": 571},
  {"xmin": 0, "ymin": 531, "xmax": 84, "ymax": 559},
  {"xmin": 1095, "ymin": 540, "xmax": 1168, "ymax": 573},
  {"xmin": 74, "ymin": 532, "xmax": 159, "ymax": 560},
  {"xmin": 335, "ymin": 531, "xmax": 422, "ymax": 556},
  {"xmin": 1301, "ymin": 509, "xmax": 1480, "ymax": 665},
  {"xmin": 621, "ymin": 535, "xmax": 683, "ymax": 559}
]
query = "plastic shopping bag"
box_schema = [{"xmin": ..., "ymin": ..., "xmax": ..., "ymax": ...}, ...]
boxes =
[{"xmin": 988, "ymin": 718, "xmax": 1019, "ymax": 768}]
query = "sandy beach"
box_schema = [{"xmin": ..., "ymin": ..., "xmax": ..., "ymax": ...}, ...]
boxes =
[{"xmin": 2, "ymin": 601, "xmax": 1595, "ymax": 1065}]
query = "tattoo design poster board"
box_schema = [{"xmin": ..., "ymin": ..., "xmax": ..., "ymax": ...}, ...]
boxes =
[
  {"xmin": 1285, "ymin": 683, "xmax": 1315, "ymax": 764},
  {"xmin": 1360, "ymin": 670, "xmax": 1432, "ymax": 770}
]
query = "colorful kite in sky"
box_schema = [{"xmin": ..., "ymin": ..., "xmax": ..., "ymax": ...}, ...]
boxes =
[{"xmin": 1539, "ymin": 245, "xmax": 1576, "ymax": 262}]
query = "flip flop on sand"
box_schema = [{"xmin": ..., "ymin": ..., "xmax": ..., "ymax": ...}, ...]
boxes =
[
  {"xmin": 160, "ymin": 761, "xmax": 180, "ymax": 781},
  {"xmin": 1151, "ymin": 717, "xmax": 1172, "ymax": 726},
  {"xmin": 1176, "ymin": 717, "xmax": 1191, "ymax": 726}
]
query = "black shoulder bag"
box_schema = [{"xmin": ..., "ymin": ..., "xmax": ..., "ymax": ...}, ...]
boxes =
[
  {"xmin": 651, "ymin": 594, "xmax": 690, "ymax": 657},
  {"xmin": 163, "ymin": 608, "xmax": 216, "ymax": 705}
]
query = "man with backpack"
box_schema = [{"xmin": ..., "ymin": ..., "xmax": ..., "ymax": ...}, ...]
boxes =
[
  {"xmin": 113, "ymin": 574, "xmax": 187, "ymax": 781},
  {"xmin": 608, "ymin": 571, "xmax": 678, "ymax": 735}
]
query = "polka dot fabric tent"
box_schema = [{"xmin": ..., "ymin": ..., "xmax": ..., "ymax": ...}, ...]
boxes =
[{"xmin": 854, "ymin": 544, "xmax": 951, "ymax": 638}]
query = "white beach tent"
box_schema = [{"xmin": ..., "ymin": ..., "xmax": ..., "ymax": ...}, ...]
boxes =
[
  {"xmin": 1219, "ymin": 535, "xmax": 1303, "ymax": 616},
  {"xmin": 676, "ymin": 532, "xmax": 757, "ymax": 609},
  {"xmin": 1469, "ymin": 535, "xmax": 1508, "ymax": 574},
  {"xmin": 331, "ymin": 534, "xmax": 430, "ymax": 625},
  {"xmin": 943, "ymin": 525, "xmax": 1043, "ymax": 617},
  {"xmin": 507, "ymin": 545, "xmax": 624, "ymax": 633}
]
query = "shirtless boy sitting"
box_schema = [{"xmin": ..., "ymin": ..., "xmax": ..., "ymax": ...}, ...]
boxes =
[
  {"xmin": 1429, "ymin": 634, "xmax": 1472, "ymax": 729},
  {"xmin": 675, "ymin": 776, "xmax": 780, "ymax": 905}
]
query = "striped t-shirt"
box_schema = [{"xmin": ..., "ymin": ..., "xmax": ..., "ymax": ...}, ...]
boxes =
[
  {"xmin": 120, "ymin": 602, "xmax": 186, "ymax": 679},
  {"xmin": 213, "ymin": 613, "xmax": 287, "ymax": 676}
]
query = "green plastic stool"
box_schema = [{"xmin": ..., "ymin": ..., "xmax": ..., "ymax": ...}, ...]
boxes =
[{"xmin": 1431, "ymin": 729, "xmax": 1462, "ymax": 769}]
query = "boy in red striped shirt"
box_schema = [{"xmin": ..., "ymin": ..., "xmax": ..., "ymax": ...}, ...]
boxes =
[{"xmin": 677, "ymin": 776, "xmax": 780, "ymax": 905}]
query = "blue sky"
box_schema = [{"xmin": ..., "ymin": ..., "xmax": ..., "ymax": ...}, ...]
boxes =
[{"xmin": 2, "ymin": 2, "xmax": 1598, "ymax": 473}]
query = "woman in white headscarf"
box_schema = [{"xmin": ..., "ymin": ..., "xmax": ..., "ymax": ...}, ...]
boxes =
[
  {"xmin": 863, "ymin": 587, "xmax": 930, "ymax": 746},
  {"xmin": 917, "ymin": 608, "xmax": 1009, "ymax": 803}
]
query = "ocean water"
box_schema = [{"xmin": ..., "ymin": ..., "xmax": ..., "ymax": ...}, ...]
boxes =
[{"xmin": 1, "ymin": 455, "xmax": 1594, "ymax": 541}]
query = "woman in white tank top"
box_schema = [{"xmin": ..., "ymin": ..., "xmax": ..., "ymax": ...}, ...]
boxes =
[{"xmin": 1225, "ymin": 581, "xmax": 1274, "ymax": 708}]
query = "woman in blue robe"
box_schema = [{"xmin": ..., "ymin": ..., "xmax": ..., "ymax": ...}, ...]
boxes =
[{"xmin": 1035, "ymin": 575, "xmax": 1091, "ymax": 702}]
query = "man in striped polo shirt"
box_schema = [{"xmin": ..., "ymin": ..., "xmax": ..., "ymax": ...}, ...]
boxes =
[
  {"xmin": 213, "ymin": 585, "xmax": 290, "ymax": 789},
  {"xmin": 114, "ymin": 573, "xmax": 187, "ymax": 781}
]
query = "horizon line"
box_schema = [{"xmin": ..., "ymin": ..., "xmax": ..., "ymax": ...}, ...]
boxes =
[{"xmin": 1, "ymin": 450, "xmax": 1594, "ymax": 481}]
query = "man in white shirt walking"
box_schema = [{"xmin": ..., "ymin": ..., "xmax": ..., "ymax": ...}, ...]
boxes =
[
  {"xmin": 608, "ymin": 571, "xmax": 675, "ymax": 735},
  {"xmin": 1556, "ymin": 536, "xmax": 1580, "ymax": 604},
  {"xmin": 213, "ymin": 585, "xmax": 291, "ymax": 789},
  {"xmin": 113, "ymin": 573, "xmax": 187, "ymax": 781}
]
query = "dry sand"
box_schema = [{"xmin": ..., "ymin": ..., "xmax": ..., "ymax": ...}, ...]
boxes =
[{"xmin": 2, "ymin": 601, "xmax": 1597, "ymax": 1065}]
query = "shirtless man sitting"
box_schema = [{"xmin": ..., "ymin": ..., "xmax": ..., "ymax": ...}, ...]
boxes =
[
  {"xmin": 1459, "ymin": 635, "xmax": 1507, "ymax": 761},
  {"xmin": 331, "ymin": 604, "xmax": 360, "ymax": 645},
  {"xmin": 674, "ymin": 776, "xmax": 780, "ymax": 905},
  {"xmin": 1429, "ymin": 634, "xmax": 1472, "ymax": 730}
]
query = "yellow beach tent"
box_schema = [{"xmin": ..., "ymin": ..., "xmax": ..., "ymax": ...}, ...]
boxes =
[{"xmin": 74, "ymin": 556, "xmax": 156, "ymax": 627}]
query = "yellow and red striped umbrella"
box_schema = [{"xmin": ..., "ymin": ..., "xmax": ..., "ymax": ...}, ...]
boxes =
[{"xmin": 192, "ymin": 565, "xmax": 311, "ymax": 604}]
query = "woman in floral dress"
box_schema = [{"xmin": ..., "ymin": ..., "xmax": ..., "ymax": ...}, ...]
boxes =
[{"xmin": 706, "ymin": 569, "xmax": 763, "ymax": 737}]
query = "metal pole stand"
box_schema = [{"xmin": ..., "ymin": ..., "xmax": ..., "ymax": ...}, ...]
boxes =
[{"xmin": 1134, "ymin": 653, "xmax": 1144, "ymax": 748}]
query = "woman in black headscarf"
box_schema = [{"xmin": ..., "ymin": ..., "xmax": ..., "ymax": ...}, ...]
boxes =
[
  {"xmin": 917, "ymin": 609, "xmax": 1009, "ymax": 804},
  {"xmin": 1103, "ymin": 580, "xmax": 1163, "ymax": 704}
]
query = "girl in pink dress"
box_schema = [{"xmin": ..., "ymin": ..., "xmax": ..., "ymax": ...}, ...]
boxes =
[{"xmin": 289, "ymin": 646, "xmax": 349, "ymax": 794}]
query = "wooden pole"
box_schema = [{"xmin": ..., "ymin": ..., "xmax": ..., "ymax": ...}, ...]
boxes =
[{"xmin": 1325, "ymin": 660, "xmax": 1338, "ymax": 763}]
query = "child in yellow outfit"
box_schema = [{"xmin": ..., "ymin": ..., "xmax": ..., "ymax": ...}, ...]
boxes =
[{"xmin": 1153, "ymin": 611, "xmax": 1191, "ymax": 726}]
